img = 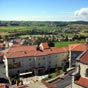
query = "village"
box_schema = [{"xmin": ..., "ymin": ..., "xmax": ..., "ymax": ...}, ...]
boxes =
[{"xmin": 0, "ymin": 33, "xmax": 88, "ymax": 88}]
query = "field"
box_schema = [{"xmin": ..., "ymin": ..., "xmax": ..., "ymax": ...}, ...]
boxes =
[
  {"xmin": 0, "ymin": 26, "xmax": 61, "ymax": 33},
  {"xmin": 55, "ymin": 40, "xmax": 85, "ymax": 48},
  {"xmin": 0, "ymin": 26, "xmax": 32, "ymax": 32}
]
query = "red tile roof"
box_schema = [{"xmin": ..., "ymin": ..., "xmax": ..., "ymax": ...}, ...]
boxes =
[
  {"xmin": 75, "ymin": 77, "xmax": 88, "ymax": 87},
  {"xmin": 8, "ymin": 45, "xmax": 36, "ymax": 53},
  {"xmin": 6, "ymin": 45, "xmax": 68, "ymax": 59},
  {"xmin": 0, "ymin": 52, "xmax": 3, "ymax": 56},
  {"xmin": 80, "ymin": 50, "xmax": 88, "ymax": 64},
  {"xmin": 0, "ymin": 84, "xmax": 8, "ymax": 88},
  {"xmin": 69, "ymin": 44, "xmax": 88, "ymax": 51}
]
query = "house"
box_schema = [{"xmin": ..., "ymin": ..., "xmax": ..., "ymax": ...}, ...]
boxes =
[
  {"xmin": 4, "ymin": 42, "xmax": 68, "ymax": 77},
  {"xmin": 86, "ymin": 38, "xmax": 88, "ymax": 44},
  {"xmin": 69, "ymin": 43, "xmax": 88, "ymax": 68},
  {"xmin": 0, "ymin": 52, "xmax": 9, "ymax": 83},
  {"xmin": 0, "ymin": 83, "xmax": 9, "ymax": 88},
  {"xmin": 72, "ymin": 50, "xmax": 88, "ymax": 88}
]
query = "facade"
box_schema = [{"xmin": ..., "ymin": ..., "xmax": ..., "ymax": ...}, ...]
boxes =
[
  {"xmin": 72, "ymin": 50, "xmax": 88, "ymax": 88},
  {"xmin": 0, "ymin": 52, "xmax": 9, "ymax": 83},
  {"xmin": 4, "ymin": 43, "xmax": 68, "ymax": 76},
  {"xmin": 69, "ymin": 44, "xmax": 88, "ymax": 68}
]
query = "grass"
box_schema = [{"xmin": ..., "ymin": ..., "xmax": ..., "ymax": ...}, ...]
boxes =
[
  {"xmin": 0, "ymin": 26, "xmax": 56, "ymax": 33},
  {"xmin": 43, "ymin": 70, "xmax": 63, "ymax": 81},
  {"xmin": 0, "ymin": 26, "xmax": 33, "ymax": 32},
  {"xmin": 55, "ymin": 40, "xmax": 85, "ymax": 48}
]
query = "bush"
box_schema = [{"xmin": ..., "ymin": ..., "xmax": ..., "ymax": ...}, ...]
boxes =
[
  {"xmin": 48, "ymin": 74, "xmax": 52, "ymax": 78},
  {"xmin": 10, "ymin": 76, "xmax": 20, "ymax": 85}
]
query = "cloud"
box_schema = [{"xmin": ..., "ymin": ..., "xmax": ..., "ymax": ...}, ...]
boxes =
[
  {"xmin": 14, "ymin": 8, "xmax": 88, "ymax": 21},
  {"xmin": 74, "ymin": 8, "xmax": 88, "ymax": 21},
  {"xmin": 1, "ymin": 8, "xmax": 88, "ymax": 21}
]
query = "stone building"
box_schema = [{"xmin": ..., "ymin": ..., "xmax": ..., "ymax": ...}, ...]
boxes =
[
  {"xmin": 69, "ymin": 43, "xmax": 88, "ymax": 68},
  {"xmin": 72, "ymin": 50, "xmax": 88, "ymax": 88},
  {"xmin": 4, "ymin": 42, "xmax": 68, "ymax": 76}
]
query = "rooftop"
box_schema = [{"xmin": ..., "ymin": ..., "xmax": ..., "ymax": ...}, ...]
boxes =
[
  {"xmin": 75, "ymin": 77, "xmax": 88, "ymax": 88},
  {"xmin": 6, "ymin": 44, "xmax": 68, "ymax": 59},
  {"xmin": 69, "ymin": 44, "xmax": 88, "ymax": 51},
  {"xmin": 80, "ymin": 50, "xmax": 88, "ymax": 64},
  {"xmin": 0, "ymin": 83, "xmax": 8, "ymax": 88}
]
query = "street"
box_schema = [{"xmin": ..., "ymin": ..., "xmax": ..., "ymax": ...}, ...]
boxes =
[{"xmin": 52, "ymin": 72, "xmax": 73, "ymax": 88}]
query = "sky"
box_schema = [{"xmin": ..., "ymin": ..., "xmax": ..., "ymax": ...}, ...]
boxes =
[{"xmin": 0, "ymin": 0, "xmax": 88, "ymax": 21}]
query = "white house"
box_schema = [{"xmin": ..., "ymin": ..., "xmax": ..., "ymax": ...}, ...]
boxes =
[
  {"xmin": 0, "ymin": 52, "xmax": 9, "ymax": 83},
  {"xmin": 4, "ymin": 43, "xmax": 68, "ymax": 76}
]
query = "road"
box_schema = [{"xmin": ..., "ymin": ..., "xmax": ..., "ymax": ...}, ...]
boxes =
[{"xmin": 52, "ymin": 72, "xmax": 73, "ymax": 88}]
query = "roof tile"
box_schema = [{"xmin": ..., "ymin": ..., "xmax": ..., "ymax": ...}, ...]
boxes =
[
  {"xmin": 75, "ymin": 77, "xmax": 88, "ymax": 87},
  {"xmin": 80, "ymin": 50, "xmax": 88, "ymax": 64},
  {"xmin": 69, "ymin": 44, "xmax": 88, "ymax": 51}
]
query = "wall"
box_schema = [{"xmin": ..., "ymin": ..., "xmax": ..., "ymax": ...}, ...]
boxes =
[
  {"xmin": 5, "ymin": 51, "xmax": 68, "ymax": 76},
  {"xmin": 8, "ymin": 56, "xmax": 35, "ymax": 76},
  {"xmin": 70, "ymin": 51, "xmax": 82, "ymax": 67},
  {"xmin": 0, "ymin": 64, "xmax": 6, "ymax": 78},
  {"xmin": 80, "ymin": 63, "xmax": 88, "ymax": 79}
]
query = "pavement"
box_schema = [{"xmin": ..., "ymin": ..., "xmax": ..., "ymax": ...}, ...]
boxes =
[
  {"xmin": 65, "ymin": 85, "xmax": 71, "ymax": 88},
  {"xmin": 19, "ymin": 75, "xmax": 48, "ymax": 85},
  {"xmin": 10, "ymin": 68, "xmax": 74, "ymax": 88},
  {"xmin": 51, "ymin": 71, "xmax": 74, "ymax": 88}
]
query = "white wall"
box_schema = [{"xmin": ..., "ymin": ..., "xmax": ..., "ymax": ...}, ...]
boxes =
[
  {"xmin": 80, "ymin": 63, "xmax": 88, "ymax": 79},
  {"xmin": 0, "ymin": 64, "xmax": 6, "ymax": 78},
  {"xmin": 5, "ymin": 51, "xmax": 68, "ymax": 76},
  {"xmin": 8, "ymin": 56, "xmax": 35, "ymax": 76}
]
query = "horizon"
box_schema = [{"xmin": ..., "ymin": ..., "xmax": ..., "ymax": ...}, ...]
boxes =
[
  {"xmin": 0, "ymin": 20, "xmax": 88, "ymax": 22},
  {"xmin": 0, "ymin": 0, "xmax": 88, "ymax": 21}
]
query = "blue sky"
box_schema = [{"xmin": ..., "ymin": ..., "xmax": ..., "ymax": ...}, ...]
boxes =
[{"xmin": 0, "ymin": 0, "xmax": 88, "ymax": 21}]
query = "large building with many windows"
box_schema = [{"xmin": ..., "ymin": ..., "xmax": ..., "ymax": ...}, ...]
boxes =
[{"xmin": 4, "ymin": 42, "xmax": 68, "ymax": 77}]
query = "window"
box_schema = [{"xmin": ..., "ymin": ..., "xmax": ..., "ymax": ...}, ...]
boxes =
[
  {"xmin": 13, "ymin": 59, "xmax": 15, "ymax": 62},
  {"xmin": 8, "ymin": 62, "xmax": 21, "ymax": 69},
  {"xmin": 29, "ymin": 64, "xmax": 31, "ymax": 66},
  {"xmin": 72, "ymin": 54, "xmax": 77, "ymax": 58},
  {"xmin": 56, "ymin": 55, "xmax": 57, "ymax": 57},
  {"xmin": 48, "ymin": 61, "xmax": 51, "ymax": 64},
  {"xmin": 17, "ymin": 70, "xmax": 20, "ymax": 74},
  {"xmin": 55, "ymin": 64, "xmax": 57, "ymax": 68},
  {"xmin": 48, "ymin": 55, "xmax": 51, "ymax": 58},
  {"xmin": 43, "ymin": 57, "xmax": 45, "ymax": 60},
  {"xmin": 48, "ymin": 65, "xmax": 51, "ymax": 68},
  {"xmin": 85, "ymin": 69, "xmax": 88, "ymax": 77},
  {"xmin": 38, "ymin": 58, "xmax": 40, "ymax": 60},
  {"xmin": 38, "ymin": 63, "xmax": 40, "ymax": 66},
  {"xmin": 29, "ymin": 59, "xmax": 31, "ymax": 61}
]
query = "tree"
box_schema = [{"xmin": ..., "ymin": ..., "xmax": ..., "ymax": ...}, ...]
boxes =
[
  {"xmin": 48, "ymin": 41, "xmax": 55, "ymax": 47},
  {"xmin": 62, "ymin": 60, "xmax": 68, "ymax": 72}
]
